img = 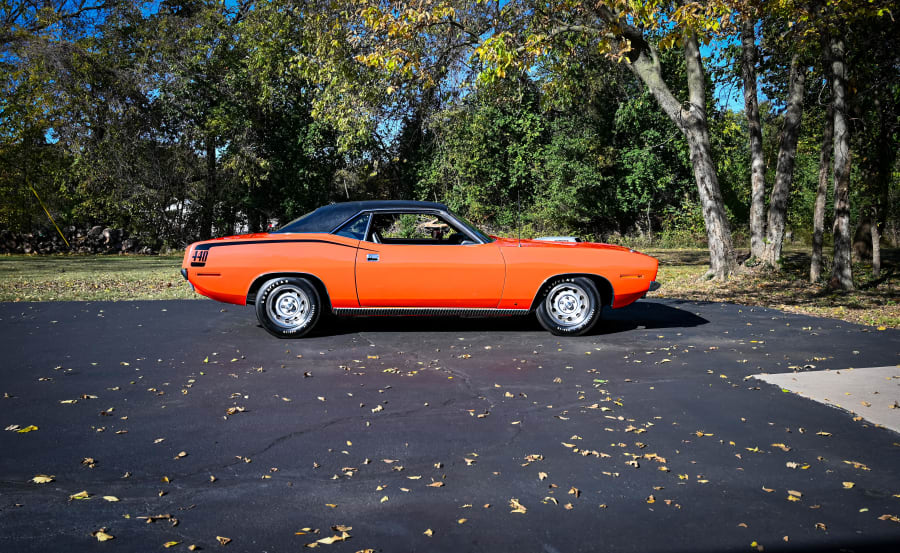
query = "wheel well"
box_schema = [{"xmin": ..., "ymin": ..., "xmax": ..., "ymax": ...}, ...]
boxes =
[
  {"xmin": 528, "ymin": 274, "xmax": 614, "ymax": 312},
  {"xmin": 247, "ymin": 273, "xmax": 332, "ymax": 310}
]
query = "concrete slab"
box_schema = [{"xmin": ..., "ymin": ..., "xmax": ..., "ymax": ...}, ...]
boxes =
[{"xmin": 755, "ymin": 366, "xmax": 900, "ymax": 434}]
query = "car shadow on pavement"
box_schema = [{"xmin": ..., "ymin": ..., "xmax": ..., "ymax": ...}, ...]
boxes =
[{"xmin": 305, "ymin": 300, "xmax": 708, "ymax": 337}]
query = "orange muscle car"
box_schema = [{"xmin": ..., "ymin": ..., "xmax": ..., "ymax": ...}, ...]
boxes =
[{"xmin": 181, "ymin": 200, "xmax": 659, "ymax": 337}]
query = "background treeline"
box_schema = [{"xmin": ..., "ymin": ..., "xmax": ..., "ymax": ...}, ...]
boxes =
[{"xmin": 1, "ymin": 2, "xmax": 897, "ymax": 277}]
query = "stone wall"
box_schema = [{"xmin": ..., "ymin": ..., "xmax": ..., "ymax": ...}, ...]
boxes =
[{"xmin": 0, "ymin": 226, "xmax": 155, "ymax": 255}]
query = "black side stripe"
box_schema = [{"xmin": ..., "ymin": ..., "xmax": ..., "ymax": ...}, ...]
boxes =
[
  {"xmin": 190, "ymin": 238, "xmax": 374, "ymax": 267},
  {"xmin": 194, "ymin": 239, "xmax": 375, "ymax": 252}
]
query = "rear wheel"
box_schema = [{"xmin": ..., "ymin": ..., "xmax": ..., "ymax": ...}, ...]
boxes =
[
  {"xmin": 255, "ymin": 277, "xmax": 321, "ymax": 338},
  {"xmin": 535, "ymin": 277, "xmax": 601, "ymax": 336}
]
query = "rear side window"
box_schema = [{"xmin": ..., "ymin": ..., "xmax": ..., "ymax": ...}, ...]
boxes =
[{"xmin": 334, "ymin": 213, "xmax": 370, "ymax": 240}]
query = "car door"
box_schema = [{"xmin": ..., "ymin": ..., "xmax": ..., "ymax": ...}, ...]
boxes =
[{"xmin": 354, "ymin": 212, "xmax": 506, "ymax": 308}]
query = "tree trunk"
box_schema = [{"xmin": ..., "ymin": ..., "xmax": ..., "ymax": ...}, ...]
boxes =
[
  {"xmin": 871, "ymin": 208, "xmax": 881, "ymax": 279},
  {"xmin": 627, "ymin": 31, "xmax": 736, "ymax": 279},
  {"xmin": 810, "ymin": 103, "xmax": 833, "ymax": 283},
  {"xmin": 742, "ymin": 18, "xmax": 766, "ymax": 261},
  {"xmin": 762, "ymin": 53, "xmax": 806, "ymax": 267},
  {"xmin": 199, "ymin": 135, "xmax": 217, "ymax": 240},
  {"xmin": 829, "ymin": 37, "xmax": 853, "ymax": 290}
]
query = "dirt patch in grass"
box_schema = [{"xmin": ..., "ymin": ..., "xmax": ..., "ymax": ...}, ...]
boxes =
[
  {"xmin": 649, "ymin": 247, "xmax": 900, "ymax": 329},
  {"xmin": 1, "ymin": 248, "xmax": 898, "ymax": 329}
]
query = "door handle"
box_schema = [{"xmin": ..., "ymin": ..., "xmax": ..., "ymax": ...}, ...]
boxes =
[{"xmin": 367, "ymin": 254, "xmax": 379, "ymax": 262}]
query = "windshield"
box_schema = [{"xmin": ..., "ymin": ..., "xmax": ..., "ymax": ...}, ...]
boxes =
[{"xmin": 449, "ymin": 210, "xmax": 494, "ymax": 243}]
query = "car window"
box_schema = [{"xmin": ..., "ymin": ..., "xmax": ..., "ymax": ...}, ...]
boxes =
[
  {"xmin": 334, "ymin": 213, "xmax": 370, "ymax": 240},
  {"xmin": 368, "ymin": 212, "xmax": 472, "ymax": 244}
]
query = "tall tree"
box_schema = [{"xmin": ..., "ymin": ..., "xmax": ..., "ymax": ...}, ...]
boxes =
[
  {"xmin": 741, "ymin": 15, "xmax": 766, "ymax": 261},
  {"xmin": 829, "ymin": 36, "xmax": 853, "ymax": 290},
  {"xmin": 762, "ymin": 52, "xmax": 805, "ymax": 266},
  {"xmin": 297, "ymin": 0, "xmax": 739, "ymax": 278},
  {"xmin": 810, "ymin": 102, "xmax": 833, "ymax": 283}
]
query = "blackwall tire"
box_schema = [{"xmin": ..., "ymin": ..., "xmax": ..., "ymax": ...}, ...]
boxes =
[
  {"xmin": 535, "ymin": 277, "xmax": 602, "ymax": 336},
  {"xmin": 255, "ymin": 277, "xmax": 321, "ymax": 338}
]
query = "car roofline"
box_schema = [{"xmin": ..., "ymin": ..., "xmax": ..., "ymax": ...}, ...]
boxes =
[{"xmin": 329, "ymin": 206, "xmax": 488, "ymax": 245}]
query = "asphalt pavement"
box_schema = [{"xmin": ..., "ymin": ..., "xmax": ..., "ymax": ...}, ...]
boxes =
[{"xmin": 1, "ymin": 298, "xmax": 899, "ymax": 553}]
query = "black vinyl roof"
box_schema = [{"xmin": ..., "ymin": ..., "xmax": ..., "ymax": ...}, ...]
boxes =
[{"xmin": 274, "ymin": 200, "xmax": 449, "ymax": 234}]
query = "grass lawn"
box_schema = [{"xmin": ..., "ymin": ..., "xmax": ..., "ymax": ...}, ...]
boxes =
[
  {"xmin": 648, "ymin": 246, "xmax": 899, "ymax": 329},
  {"xmin": 0, "ymin": 247, "xmax": 897, "ymax": 328},
  {"xmin": 0, "ymin": 254, "xmax": 195, "ymax": 302}
]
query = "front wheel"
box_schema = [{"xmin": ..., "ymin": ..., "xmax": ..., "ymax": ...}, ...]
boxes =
[
  {"xmin": 535, "ymin": 277, "xmax": 602, "ymax": 336},
  {"xmin": 255, "ymin": 277, "xmax": 321, "ymax": 338}
]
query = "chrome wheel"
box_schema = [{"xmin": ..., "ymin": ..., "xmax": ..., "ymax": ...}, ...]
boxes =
[
  {"xmin": 265, "ymin": 284, "xmax": 312, "ymax": 331},
  {"xmin": 545, "ymin": 282, "xmax": 592, "ymax": 328}
]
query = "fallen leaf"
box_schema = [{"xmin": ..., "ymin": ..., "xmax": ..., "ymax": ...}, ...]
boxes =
[
  {"xmin": 216, "ymin": 536, "xmax": 232, "ymax": 545},
  {"xmin": 844, "ymin": 460, "xmax": 871, "ymax": 471},
  {"xmin": 69, "ymin": 490, "xmax": 90, "ymax": 500},
  {"xmin": 427, "ymin": 481, "xmax": 444, "ymax": 488},
  {"xmin": 163, "ymin": 541, "xmax": 180, "ymax": 548},
  {"xmin": 102, "ymin": 496, "xmax": 119, "ymax": 502},
  {"xmin": 31, "ymin": 475, "xmax": 54, "ymax": 484},
  {"xmin": 424, "ymin": 529, "xmax": 433, "ymax": 537},
  {"xmin": 843, "ymin": 482, "xmax": 855, "ymax": 489},
  {"xmin": 509, "ymin": 498, "xmax": 527, "ymax": 514},
  {"xmin": 815, "ymin": 522, "xmax": 827, "ymax": 531},
  {"xmin": 538, "ymin": 472, "xmax": 548, "ymax": 481},
  {"xmin": 457, "ymin": 518, "xmax": 467, "ymax": 524},
  {"xmin": 17, "ymin": 425, "xmax": 38, "ymax": 433},
  {"xmin": 93, "ymin": 529, "xmax": 114, "ymax": 542},
  {"xmin": 568, "ymin": 487, "xmax": 581, "ymax": 498},
  {"xmin": 174, "ymin": 451, "xmax": 187, "ymax": 459}
]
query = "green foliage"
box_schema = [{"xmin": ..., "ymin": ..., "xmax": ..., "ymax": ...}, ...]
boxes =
[{"xmin": 1, "ymin": 0, "xmax": 898, "ymax": 255}]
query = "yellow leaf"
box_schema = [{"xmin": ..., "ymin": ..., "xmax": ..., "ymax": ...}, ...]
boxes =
[
  {"xmin": 17, "ymin": 425, "xmax": 38, "ymax": 433},
  {"xmin": 94, "ymin": 530, "xmax": 114, "ymax": 541},
  {"xmin": 423, "ymin": 529, "xmax": 433, "ymax": 537},
  {"xmin": 380, "ymin": 495, "xmax": 389, "ymax": 503},
  {"xmin": 538, "ymin": 472, "xmax": 548, "ymax": 481},
  {"xmin": 216, "ymin": 536, "xmax": 231, "ymax": 545},
  {"xmin": 31, "ymin": 475, "xmax": 54, "ymax": 484},
  {"xmin": 163, "ymin": 541, "xmax": 180, "ymax": 548},
  {"xmin": 457, "ymin": 518, "xmax": 467, "ymax": 524},
  {"xmin": 842, "ymin": 482, "xmax": 855, "ymax": 489},
  {"xmin": 102, "ymin": 496, "xmax": 119, "ymax": 502},
  {"xmin": 69, "ymin": 490, "xmax": 90, "ymax": 500},
  {"xmin": 174, "ymin": 451, "xmax": 187, "ymax": 459},
  {"xmin": 509, "ymin": 498, "xmax": 527, "ymax": 514}
]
